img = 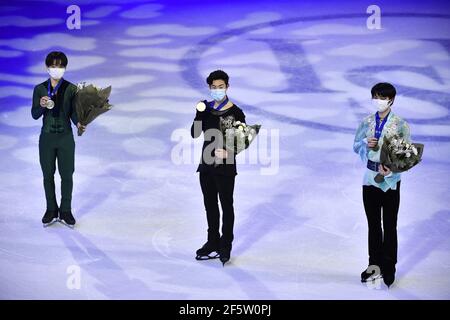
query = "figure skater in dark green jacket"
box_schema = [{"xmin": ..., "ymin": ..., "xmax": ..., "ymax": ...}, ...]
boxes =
[{"xmin": 31, "ymin": 51, "xmax": 86, "ymax": 228}]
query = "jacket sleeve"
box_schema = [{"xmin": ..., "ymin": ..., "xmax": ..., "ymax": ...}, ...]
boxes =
[
  {"xmin": 31, "ymin": 85, "xmax": 45, "ymax": 120},
  {"xmin": 191, "ymin": 101, "xmax": 207, "ymax": 138},
  {"xmin": 236, "ymin": 108, "xmax": 246, "ymax": 124},
  {"xmin": 353, "ymin": 120, "xmax": 369, "ymax": 163}
]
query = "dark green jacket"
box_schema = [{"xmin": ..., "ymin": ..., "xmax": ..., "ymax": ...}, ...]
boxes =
[{"xmin": 31, "ymin": 79, "xmax": 78, "ymax": 134}]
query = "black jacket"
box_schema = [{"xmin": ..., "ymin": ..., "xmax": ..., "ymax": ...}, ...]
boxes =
[{"xmin": 191, "ymin": 101, "xmax": 246, "ymax": 176}]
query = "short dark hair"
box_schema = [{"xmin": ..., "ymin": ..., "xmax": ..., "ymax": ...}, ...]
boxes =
[
  {"xmin": 206, "ymin": 70, "xmax": 229, "ymax": 86},
  {"xmin": 371, "ymin": 82, "xmax": 396, "ymax": 99},
  {"xmin": 45, "ymin": 51, "xmax": 68, "ymax": 67}
]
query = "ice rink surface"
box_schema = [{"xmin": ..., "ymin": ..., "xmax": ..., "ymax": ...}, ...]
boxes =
[{"xmin": 0, "ymin": 0, "xmax": 449, "ymax": 299}]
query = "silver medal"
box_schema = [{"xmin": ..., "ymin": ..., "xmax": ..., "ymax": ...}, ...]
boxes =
[{"xmin": 46, "ymin": 99, "xmax": 55, "ymax": 109}]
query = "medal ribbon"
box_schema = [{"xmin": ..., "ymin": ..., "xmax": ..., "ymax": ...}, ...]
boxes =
[
  {"xmin": 209, "ymin": 97, "xmax": 229, "ymax": 111},
  {"xmin": 47, "ymin": 78, "xmax": 63, "ymax": 99},
  {"xmin": 374, "ymin": 112, "xmax": 390, "ymax": 140}
]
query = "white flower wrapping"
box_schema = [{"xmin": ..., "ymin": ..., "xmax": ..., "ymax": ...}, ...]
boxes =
[
  {"xmin": 77, "ymin": 82, "xmax": 102, "ymax": 92},
  {"xmin": 379, "ymin": 134, "xmax": 424, "ymax": 174},
  {"xmin": 391, "ymin": 137, "xmax": 418, "ymax": 157},
  {"xmin": 222, "ymin": 119, "xmax": 261, "ymax": 155},
  {"xmin": 374, "ymin": 134, "xmax": 424, "ymax": 183}
]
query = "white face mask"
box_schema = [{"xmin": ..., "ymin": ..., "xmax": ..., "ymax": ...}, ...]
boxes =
[
  {"xmin": 47, "ymin": 67, "xmax": 65, "ymax": 80},
  {"xmin": 372, "ymin": 98, "xmax": 391, "ymax": 112}
]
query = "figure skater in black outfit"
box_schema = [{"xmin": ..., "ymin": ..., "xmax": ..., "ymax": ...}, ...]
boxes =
[{"xmin": 191, "ymin": 70, "xmax": 246, "ymax": 266}]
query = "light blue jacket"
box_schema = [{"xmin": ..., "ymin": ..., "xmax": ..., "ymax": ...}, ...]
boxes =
[{"xmin": 353, "ymin": 112, "xmax": 411, "ymax": 192}]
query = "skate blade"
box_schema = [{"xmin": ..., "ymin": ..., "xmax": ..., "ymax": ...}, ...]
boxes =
[
  {"xmin": 220, "ymin": 258, "xmax": 230, "ymax": 266},
  {"xmin": 58, "ymin": 219, "xmax": 75, "ymax": 229},
  {"xmin": 43, "ymin": 219, "xmax": 58, "ymax": 228},
  {"xmin": 195, "ymin": 253, "xmax": 220, "ymax": 261}
]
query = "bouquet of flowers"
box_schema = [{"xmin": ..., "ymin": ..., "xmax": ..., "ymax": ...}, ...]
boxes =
[
  {"xmin": 374, "ymin": 134, "xmax": 424, "ymax": 183},
  {"xmin": 74, "ymin": 82, "xmax": 113, "ymax": 136},
  {"xmin": 215, "ymin": 115, "xmax": 261, "ymax": 166}
]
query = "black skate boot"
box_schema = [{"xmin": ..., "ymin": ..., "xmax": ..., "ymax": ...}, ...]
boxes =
[
  {"xmin": 219, "ymin": 245, "xmax": 232, "ymax": 267},
  {"xmin": 42, "ymin": 209, "xmax": 59, "ymax": 227},
  {"xmin": 382, "ymin": 264, "xmax": 396, "ymax": 288},
  {"xmin": 59, "ymin": 210, "xmax": 76, "ymax": 228},
  {"xmin": 383, "ymin": 273, "xmax": 395, "ymax": 288},
  {"xmin": 195, "ymin": 241, "xmax": 219, "ymax": 260}
]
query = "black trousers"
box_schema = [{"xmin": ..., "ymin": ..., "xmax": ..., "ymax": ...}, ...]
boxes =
[
  {"xmin": 363, "ymin": 181, "xmax": 400, "ymax": 272},
  {"xmin": 199, "ymin": 172, "xmax": 236, "ymax": 248},
  {"xmin": 39, "ymin": 132, "xmax": 75, "ymax": 211}
]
